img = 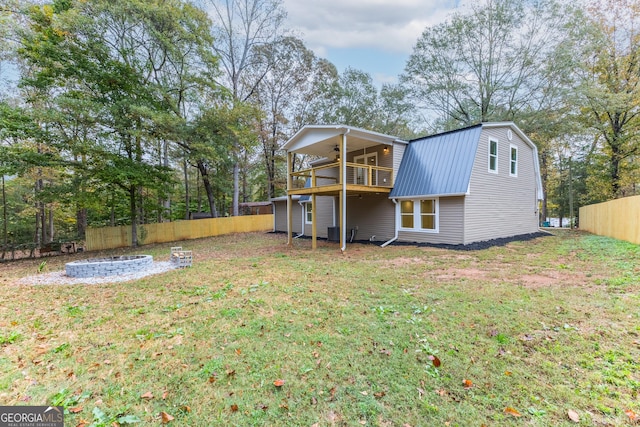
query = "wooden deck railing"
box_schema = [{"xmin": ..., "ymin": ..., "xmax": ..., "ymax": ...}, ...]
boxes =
[{"xmin": 290, "ymin": 162, "xmax": 394, "ymax": 189}]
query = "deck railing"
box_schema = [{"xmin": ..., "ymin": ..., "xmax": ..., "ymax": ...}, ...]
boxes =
[{"xmin": 290, "ymin": 162, "xmax": 394, "ymax": 190}]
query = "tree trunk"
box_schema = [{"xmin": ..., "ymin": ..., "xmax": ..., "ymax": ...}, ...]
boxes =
[
  {"xmin": 610, "ymin": 145, "xmax": 621, "ymax": 198},
  {"xmin": 2, "ymin": 175, "xmax": 7, "ymax": 246},
  {"xmin": 48, "ymin": 206, "xmax": 54, "ymax": 243},
  {"xmin": 242, "ymin": 150, "xmax": 249, "ymax": 204},
  {"xmin": 196, "ymin": 168, "xmax": 202, "ymax": 212},
  {"xmin": 540, "ymin": 150, "xmax": 548, "ymax": 225},
  {"xmin": 76, "ymin": 207, "xmax": 87, "ymax": 239},
  {"xmin": 197, "ymin": 160, "xmax": 218, "ymax": 218},
  {"xmin": 233, "ymin": 158, "xmax": 240, "ymax": 216},
  {"xmin": 184, "ymin": 157, "xmax": 190, "ymax": 220},
  {"xmin": 130, "ymin": 186, "xmax": 138, "ymax": 247},
  {"xmin": 110, "ymin": 193, "xmax": 115, "ymax": 227}
]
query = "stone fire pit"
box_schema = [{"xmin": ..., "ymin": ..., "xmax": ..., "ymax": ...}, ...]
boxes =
[{"xmin": 65, "ymin": 255, "xmax": 153, "ymax": 278}]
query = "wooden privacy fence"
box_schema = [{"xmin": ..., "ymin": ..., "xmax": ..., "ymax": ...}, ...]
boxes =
[
  {"xmin": 579, "ymin": 195, "xmax": 640, "ymax": 245},
  {"xmin": 85, "ymin": 215, "xmax": 274, "ymax": 251}
]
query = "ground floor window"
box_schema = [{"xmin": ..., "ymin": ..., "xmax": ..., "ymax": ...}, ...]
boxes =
[
  {"xmin": 304, "ymin": 202, "xmax": 312, "ymax": 224},
  {"xmin": 398, "ymin": 198, "xmax": 439, "ymax": 232}
]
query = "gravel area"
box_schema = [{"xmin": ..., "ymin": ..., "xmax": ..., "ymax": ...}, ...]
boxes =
[{"xmin": 17, "ymin": 261, "xmax": 179, "ymax": 285}]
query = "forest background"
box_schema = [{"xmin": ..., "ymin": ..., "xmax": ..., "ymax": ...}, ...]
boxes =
[{"xmin": 0, "ymin": 0, "xmax": 638, "ymax": 249}]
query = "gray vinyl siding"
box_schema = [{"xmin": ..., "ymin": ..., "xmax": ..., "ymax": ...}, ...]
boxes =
[
  {"xmin": 397, "ymin": 196, "xmax": 464, "ymax": 245},
  {"xmin": 464, "ymin": 128, "xmax": 539, "ymax": 244},
  {"xmin": 273, "ymin": 200, "xmax": 303, "ymax": 234},
  {"xmin": 303, "ymin": 196, "xmax": 335, "ymax": 238},
  {"xmin": 345, "ymin": 194, "xmax": 396, "ymax": 242},
  {"xmin": 392, "ymin": 142, "xmax": 405, "ymax": 185}
]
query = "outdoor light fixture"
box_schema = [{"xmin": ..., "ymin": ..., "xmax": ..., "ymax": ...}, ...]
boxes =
[{"xmin": 383, "ymin": 146, "xmax": 389, "ymax": 154}]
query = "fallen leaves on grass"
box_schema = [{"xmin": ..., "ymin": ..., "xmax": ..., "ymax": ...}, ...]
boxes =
[
  {"xmin": 230, "ymin": 404, "xmax": 239, "ymax": 412},
  {"xmin": 140, "ymin": 391, "xmax": 153, "ymax": 400},
  {"xmin": 160, "ymin": 411, "xmax": 174, "ymax": 424},
  {"xmin": 504, "ymin": 407, "xmax": 522, "ymax": 417},
  {"xmin": 568, "ymin": 409, "xmax": 580, "ymax": 422},
  {"xmin": 428, "ymin": 355, "xmax": 441, "ymax": 367},
  {"xmin": 463, "ymin": 379, "xmax": 473, "ymax": 389},
  {"xmin": 68, "ymin": 407, "xmax": 82, "ymax": 413},
  {"xmin": 625, "ymin": 409, "xmax": 639, "ymax": 422},
  {"xmin": 273, "ymin": 379, "xmax": 285, "ymax": 387}
]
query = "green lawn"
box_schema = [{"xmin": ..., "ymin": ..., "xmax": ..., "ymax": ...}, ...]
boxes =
[{"xmin": 1, "ymin": 230, "xmax": 639, "ymax": 426}]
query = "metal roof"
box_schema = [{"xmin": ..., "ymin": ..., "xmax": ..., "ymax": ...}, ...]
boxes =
[{"xmin": 389, "ymin": 124, "xmax": 482, "ymax": 198}]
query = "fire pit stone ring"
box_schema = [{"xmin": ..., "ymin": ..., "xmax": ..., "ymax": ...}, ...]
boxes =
[{"xmin": 65, "ymin": 255, "xmax": 154, "ymax": 278}]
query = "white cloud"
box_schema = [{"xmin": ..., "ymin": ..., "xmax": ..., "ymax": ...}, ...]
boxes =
[{"xmin": 282, "ymin": 0, "xmax": 463, "ymax": 55}]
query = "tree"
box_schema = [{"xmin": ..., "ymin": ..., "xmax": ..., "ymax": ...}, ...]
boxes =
[
  {"xmin": 402, "ymin": 0, "xmax": 583, "ymax": 223},
  {"xmin": 205, "ymin": 0, "xmax": 286, "ymax": 214},
  {"xmin": 403, "ymin": 0, "xmax": 577, "ymax": 128},
  {"xmin": 249, "ymin": 36, "xmax": 335, "ymax": 198},
  {"xmin": 317, "ymin": 67, "xmax": 379, "ymax": 129},
  {"xmin": 19, "ymin": 0, "xmax": 220, "ymax": 246},
  {"xmin": 576, "ymin": 0, "xmax": 640, "ymax": 199}
]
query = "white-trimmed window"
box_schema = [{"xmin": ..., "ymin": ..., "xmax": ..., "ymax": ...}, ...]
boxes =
[
  {"xmin": 510, "ymin": 145, "xmax": 518, "ymax": 177},
  {"xmin": 399, "ymin": 198, "xmax": 438, "ymax": 232},
  {"xmin": 304, "ymin": 202, "xmax": 312, "ymax": 224},
  {"xmin": 488, "ymin": 138, "xmax": 498, "ymax": 173}
]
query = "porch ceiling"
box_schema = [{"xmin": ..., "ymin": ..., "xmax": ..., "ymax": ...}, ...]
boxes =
[{"xmin": 283, "ymin": 125, "xmax": 406, "ymax": 158}]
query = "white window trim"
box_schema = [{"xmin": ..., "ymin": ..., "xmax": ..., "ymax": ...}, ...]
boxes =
[
  {"xmin": 488, "ymin": 138, "xmax": 498, "ymax": 174},
  {"xmin": 304, "ymin": 201, "xmax": 312, "ymax": 224},
  {"xmin": 509, "ymin": 144, "xmax": 518, "ymax": 177},
  {"xmin": 398, "ymin": 198, "xmax": 439, "ymax": 233}
]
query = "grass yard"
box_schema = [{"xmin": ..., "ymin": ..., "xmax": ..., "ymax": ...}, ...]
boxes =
[{"xmin": 0, "ymin": 229, "xmax": 639, "ymax": 426}]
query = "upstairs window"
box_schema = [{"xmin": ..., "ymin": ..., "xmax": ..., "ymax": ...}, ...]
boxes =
[
  {"xmin": 510, "ymin": 145, "xmax": 518, "ymax": 176},
  {"xmin": 488, "ymin": 139, "xmax": 498, "ymax": 173}
]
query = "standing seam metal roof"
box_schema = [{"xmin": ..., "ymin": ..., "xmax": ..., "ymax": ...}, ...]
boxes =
[{"xmin": 389, "ymin": 124, "xmax": 482, "ymax": 198}]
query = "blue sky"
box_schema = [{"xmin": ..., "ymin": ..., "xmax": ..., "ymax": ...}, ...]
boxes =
[
  {"xmin": 0, "ymin": 0, "xmax": 471, "ymax": 94},
  {"xmin": 281, "ymin": 0, "xmax": 471, "ymax": 86}
]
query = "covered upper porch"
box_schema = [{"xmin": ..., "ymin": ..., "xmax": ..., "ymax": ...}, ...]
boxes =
[{"xmin": 283, "ymin": 125, "xmax": 407, "ymax": 250}]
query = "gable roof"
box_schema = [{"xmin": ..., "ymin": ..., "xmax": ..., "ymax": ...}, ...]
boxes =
[{"xmin": 390, "ymin": 124, "xmax": 482, "ymax": 199}]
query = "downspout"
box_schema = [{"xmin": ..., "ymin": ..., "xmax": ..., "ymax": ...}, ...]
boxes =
[
  {"xmin": 341, "ymin": 130, "xmax": 349, "ymax": 252},
  {"xmin": 295, "ymin": 200, "xmax": 305, "ymax": 238},
  {"xmin": 381, "ymin": 198, "xmax": 399, "ymax": 247}
]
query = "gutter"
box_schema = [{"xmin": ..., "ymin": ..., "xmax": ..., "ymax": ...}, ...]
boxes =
[{"xmin": 381, "ymin": 198, "xmax": 399, "ymax": 247}]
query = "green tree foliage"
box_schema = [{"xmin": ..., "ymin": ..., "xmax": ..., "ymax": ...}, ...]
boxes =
[
  {"xmin": 206, "ymin": 0, "xmax": 286, "ymax": 215},
  {"xmin": 403, "ymin": 0, "xmax": 576, "ymax": 128},
  {"xmin": 576, "ymin": 0, "xmax": 640, "ymax": 199},
  {"xmin": 402, "ymin": 0, "xmax": 584, "ymax": 222},
  {"xmin": 249, "ymin": 37, "xmax": 336, "ymax": 198}
]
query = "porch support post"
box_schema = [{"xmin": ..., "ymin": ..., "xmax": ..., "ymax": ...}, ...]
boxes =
[
  {"xmin": 287, "ymin": 151, "xmax": 293, "ymax": 246},
  {"xmin": 311, "ymin": 193, "xmax": 317, "ymax": 250},
  {"xmin": 340, "ymin": 131, "xmax": 348, "ymax": 251}
]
